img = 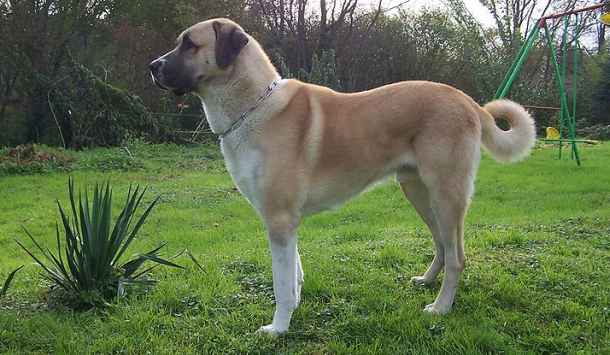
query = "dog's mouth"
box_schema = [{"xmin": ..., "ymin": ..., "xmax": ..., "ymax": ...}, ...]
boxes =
[
  {"xmin": 172, "ymin": 88, "xmax": 189, "ymax": 96},
  {"xmin": 150, "ymin": 72, "xmax": 169, "ymax": 91},
  {"xmin": 150, "ymin": 73, "xmax": 193, "ymax": 96}
]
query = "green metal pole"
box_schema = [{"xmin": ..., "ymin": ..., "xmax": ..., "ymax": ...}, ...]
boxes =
[
  {"xmin": 572, "ymin": 43, "xmax": 579, "ymax": 126},
  {"xmin": 572, "ymin": 14, "xmax": 580, "ymax": 124},
  {"xmin": 494, "ymin": 39, "xmax": 531, "ymax": 98},
  {"xmin": 559, "ymin": 16, "xmax": 570, "ymax": 160},
  {"xmin": 544, "ymin": 23, "xmax": 581, "ymax": 165},
  {"xmin": 495, "ymin": 23, "xmax": 542, "ymax": 99},
  {"xmin": 571, "ymin": 15, "xmax": 582, "ymax": 162}
]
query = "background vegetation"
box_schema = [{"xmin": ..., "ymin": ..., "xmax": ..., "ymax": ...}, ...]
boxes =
[{"xmin": 1, "ymin": 0, "xmax": 610, "ymax": 148}]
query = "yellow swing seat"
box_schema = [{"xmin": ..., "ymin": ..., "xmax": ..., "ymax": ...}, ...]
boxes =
[{"xmin": 546, "ymin": 127, "xmax": 560, "ymax": 140}]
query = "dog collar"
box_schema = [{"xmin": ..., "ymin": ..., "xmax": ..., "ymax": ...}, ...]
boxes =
[{"xmin": 218, "ymin": 79, "xmax": 281, "ymax": 140}]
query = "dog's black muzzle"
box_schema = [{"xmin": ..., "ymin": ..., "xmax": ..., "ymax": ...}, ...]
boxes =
[
  {"xmin": 149, "ymin": 58, "xmax": 191, "ymax": 96},
  {"xmin": 149, "ymin": 59, "xmax": 169, "ymax": 90}
]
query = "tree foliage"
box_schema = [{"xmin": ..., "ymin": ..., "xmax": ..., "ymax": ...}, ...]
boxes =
[
  {"xmin": 592, "ymin": 52, "xmax": 610, "ymax": 125},
  {"xmin": 0, "ymin": 0, "xmax": 608, "ymax": 147}
]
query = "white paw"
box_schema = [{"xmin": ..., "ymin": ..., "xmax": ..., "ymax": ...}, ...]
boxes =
[
  {"xmin": 423, "ymin": 302, "xmax": 451, "ymax": 315},
  {"xmin": 256, "ymin": 324, "xmax": 287, "ymax": 336},
  {"xmin": 411, "ymin": 276, "xmax": 433, "ymax": 286}
]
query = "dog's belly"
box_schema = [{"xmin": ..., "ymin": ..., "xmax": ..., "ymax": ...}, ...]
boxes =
[
  {"xmin": 302, "ymin": 151, "xmax": 416, "ymax": 215},
  {"xmin": 302, "ymin": 171, "xmax": 391, "ymax": 215}
]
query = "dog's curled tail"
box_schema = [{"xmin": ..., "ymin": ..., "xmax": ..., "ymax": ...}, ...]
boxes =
[{"xmin": 479, "ymin": 99, "xmax": 536, "ymax": 163}]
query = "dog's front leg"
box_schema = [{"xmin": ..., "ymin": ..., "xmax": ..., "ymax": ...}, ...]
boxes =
[
  {"xmin": 258, "ymin": 223, "xmax": 299, "ymax": 335},
  {"xmin": 295, "ymin": 247, "xmax": 304, "ymax": 306}
]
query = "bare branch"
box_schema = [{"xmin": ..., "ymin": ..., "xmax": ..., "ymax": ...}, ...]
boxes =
[{"xmin": 365, "ymin": 0, "xmax": 383, "ymax": 32}]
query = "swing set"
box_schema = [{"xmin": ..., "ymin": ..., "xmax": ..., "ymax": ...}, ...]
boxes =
[{"xmin": 495, "ymin": 2, "xmax": 610, "ymax": 166}]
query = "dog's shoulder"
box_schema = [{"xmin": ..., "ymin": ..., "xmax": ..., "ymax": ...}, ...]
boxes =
[{"xmin": 261, "ymin": 80, "xmax": 315, "ymax": 148}]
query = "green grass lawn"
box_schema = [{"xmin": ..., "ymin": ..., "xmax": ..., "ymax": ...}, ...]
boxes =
[{"xmin": 1, "ymin": 142, "xmax": 609, "ymax": 354}]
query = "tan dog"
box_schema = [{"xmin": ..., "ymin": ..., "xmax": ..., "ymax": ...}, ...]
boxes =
[{"xmin": 150, "ymin": 18, "xmax": 536, "ymax": 335}]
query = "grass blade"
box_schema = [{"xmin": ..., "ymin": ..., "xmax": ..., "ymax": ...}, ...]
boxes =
[{"xmin": 186, "ymin": 250, "xmax": 205, "ymax": 273}]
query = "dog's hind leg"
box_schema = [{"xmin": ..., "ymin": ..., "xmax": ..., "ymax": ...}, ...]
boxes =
[
  {"xmin": 415, "ymin": 145, "xmax": 476, "ymax": 315},
  {"xmin": 415, "ymin": 131, "xmax": 480, "ymax": 314},
  {"xmin": 424, "ymin": 191, "xmax": 467, "ymax": 315},
  {"xmin": 397, "ymin": 169, "xmax": 444, "ymax": 286}
]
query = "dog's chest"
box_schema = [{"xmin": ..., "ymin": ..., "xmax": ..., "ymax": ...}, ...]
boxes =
[{"xmin": 221, "ymin": 139, "xmax": 264, "ymax": 212}]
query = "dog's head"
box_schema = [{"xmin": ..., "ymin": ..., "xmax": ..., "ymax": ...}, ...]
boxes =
[{"xmin": 149, "ymin": 18, "xmax": 249, "ymax": 96}]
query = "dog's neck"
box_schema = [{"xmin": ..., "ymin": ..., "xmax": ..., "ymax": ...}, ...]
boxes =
[{"xmin": 196, "ymin": 42, "xmax": 280, "ymax": 137}]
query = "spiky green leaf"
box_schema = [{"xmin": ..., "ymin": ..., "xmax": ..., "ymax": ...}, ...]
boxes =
[{"xmin": 0, "ymin": 265, "xmax": 24, "ymax": 298}]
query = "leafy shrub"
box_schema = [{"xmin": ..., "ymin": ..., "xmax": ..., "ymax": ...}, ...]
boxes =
[
  {"xmin": 46, "ymin": 55, "xmax": 175, "ymax": 149},
  {"xmin": 274, "ymin": 50, "xmax": 342, "ymax": 90},
  {"xmin": 299, "ymin": 50, "xmax": 342, "ymax": 90},
  {"xmin": 0, "ymin": 144, "xmax": 74, "ymax": 175},
  {"xmin": 0, "ymin": 143, "xmax": 144, "ymax": 176},
  {"xmin": 16, "ymin": 178, "xmax": 182, "ymax": 308},
  {"xmin": 76, "ymin": 147, "xmax": 144, "ymax": 171},
  {"xmin": 577, "ymin": 124, "xmax": 610, "ymax": 140}
]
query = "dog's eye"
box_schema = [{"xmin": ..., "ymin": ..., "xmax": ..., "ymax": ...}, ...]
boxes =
[{"xmin": 181, "ymin": 34, "xmax": 198, "ymax": 51}]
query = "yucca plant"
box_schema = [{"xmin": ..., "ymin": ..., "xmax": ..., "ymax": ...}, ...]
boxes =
[
  {"xmin": 0, "ymin": 265, "xmax": 23, "ymax": 298},
  {"xmin": 16, "ymin": 178, "xmax": 182, "ymax": 306}
]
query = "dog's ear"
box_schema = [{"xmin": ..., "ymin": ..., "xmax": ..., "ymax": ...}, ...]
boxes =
[{"xmin": 213, "ymin": 21, "xmax": 249, "ymax": 69}]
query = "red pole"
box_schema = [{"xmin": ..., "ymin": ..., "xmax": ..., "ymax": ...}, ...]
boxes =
[
  {"xmin": 538, "ymin": 18, "xmax": 546, "ymax": 28},
  {"xmin": 540, "ymin": 2, "xmax": 609, "ymax": 21}
]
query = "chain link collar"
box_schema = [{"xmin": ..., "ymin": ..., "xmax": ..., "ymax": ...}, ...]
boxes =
[{"xmin": 217, "ymin": 79, "xmax": 281, "ymax": 140}]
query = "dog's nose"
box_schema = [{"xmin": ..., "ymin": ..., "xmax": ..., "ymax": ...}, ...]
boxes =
[{"xmin": 149, "ymin": 59, "xmax": 164, "ymax": 72}]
